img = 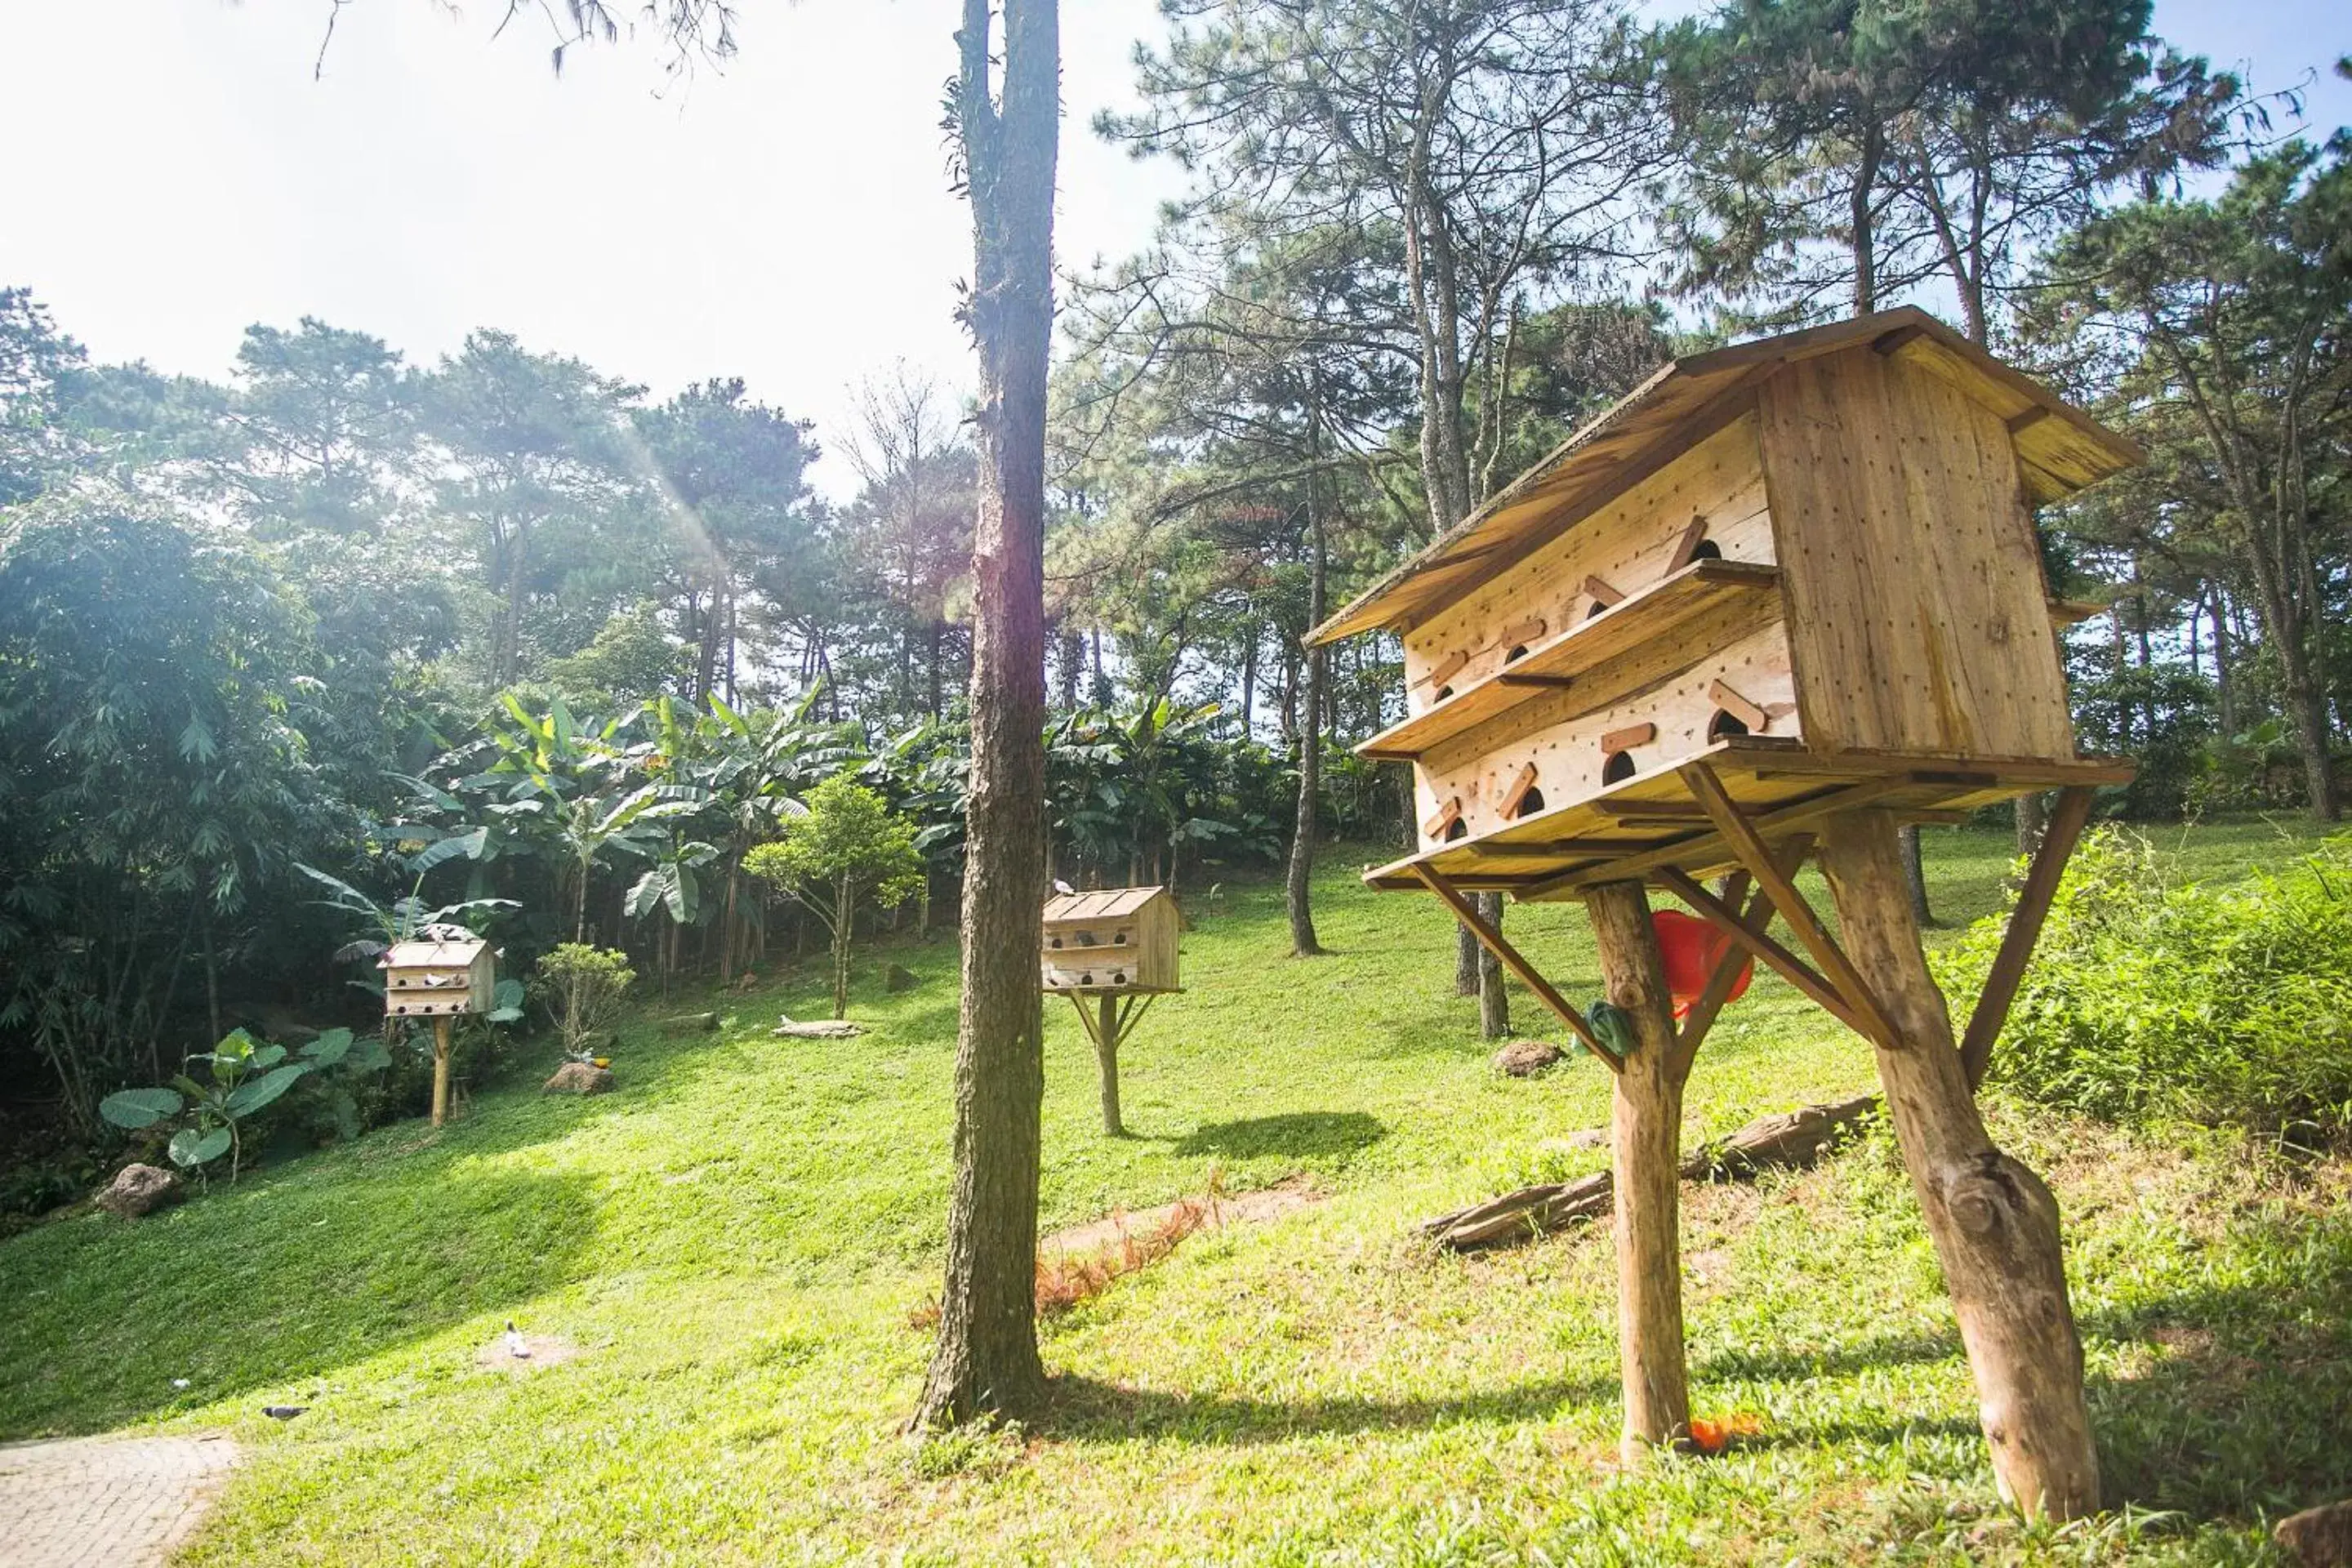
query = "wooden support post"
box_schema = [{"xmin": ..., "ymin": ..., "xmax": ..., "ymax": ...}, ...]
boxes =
[
  {"xmin": 1817, "ymin": 811, "xmax": 2099, "ymax": 1520},
  {"xmin": 430, "ymin": 1017, "xmax": 452, "ymax": 1129},
  {"xmin": 1095, "ymin": 993, "xmax": 1123, "ymax": 1137},
  {"xmin": 1586, "ymin": 880, "xmax": 1690, "ymax": 1459},
  {"xmin": 1959, "ymin": 786, "xmax": 2096, "ymax": 1091},
  {"xmin": 1413, "ymin": 865, "xmax": 1614, "ymax": 1067}
]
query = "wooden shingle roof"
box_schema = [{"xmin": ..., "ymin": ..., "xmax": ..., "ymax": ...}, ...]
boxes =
[
  {"xmin": 1042, "ymin": 886, "xmax": 1166, "ymax": 922},
  {"xmin": 1306, "ymin": 307, "xmax": 2138, "ymax": 646}
]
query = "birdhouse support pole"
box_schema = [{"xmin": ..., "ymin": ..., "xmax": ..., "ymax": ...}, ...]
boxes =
[
  {"xmin": 1817, "ymin": 810, "xmax": 2099, "ymax": 1521},
  {"xmin": 430, "ymin": 1017, "xmax": 453, "ymax": 1129},
  {"xmin": 1585, "ymin": 879, "xmax": 1692, "ymax": 1459},
  {"xmin": 1095, "ymin": 993, "xmax": 1123, "ymax": 1137}
]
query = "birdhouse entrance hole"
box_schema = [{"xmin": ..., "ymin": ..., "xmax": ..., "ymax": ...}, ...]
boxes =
[
  {"xmin": 1708, "ymin": 708, "xmax": 1750, "ymax": 741},
  {"xmin": 1601, "ymin": 750, "xmax": 1636, "ymax": 785}
]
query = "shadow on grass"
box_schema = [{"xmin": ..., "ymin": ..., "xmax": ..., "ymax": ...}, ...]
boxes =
[
  {"xmin": 1175, "ymin": 1111, "xmax": 1386, "ymax": 1161},
  {"xmin": 2080, "ymin": 1229, "xmax": 2352, "ymax": 1522},
  {"xmin": 0, "ymin": 1158, "xmax": 599, "ymax": 1441},
  {"xmin": 1695, "ymin": 1331, "xmax": 1962, "ymax": 1384},
  {"xmin": 1036, "ymin": 1366, "xmax": 1619, "ymax": 1446}
]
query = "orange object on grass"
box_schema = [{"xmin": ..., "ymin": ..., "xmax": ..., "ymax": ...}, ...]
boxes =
[
  {"xmin": 1687, "ymin": 1411, "xmax": 1764, "ymax": 1454},
  {"xmin": 1652, "ymin": 908, "xmax": 1753, "ymax": 1018}
]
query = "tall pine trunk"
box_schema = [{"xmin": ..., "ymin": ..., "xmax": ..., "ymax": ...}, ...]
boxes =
[
  {"xmin": 917, "ymin": 0, "xmax": 1058, "ymax": 1431},
  {"xmin": 1288, "ymin": 468, "xmax": 1327, "ymax": 957}
]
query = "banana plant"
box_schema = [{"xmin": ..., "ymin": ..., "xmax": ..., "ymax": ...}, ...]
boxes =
[{"xmin": 99, "ymin": 1027, "xmax": 389, "ymax": 1183}]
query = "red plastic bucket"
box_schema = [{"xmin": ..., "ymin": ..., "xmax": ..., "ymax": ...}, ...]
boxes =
[{"xmin": 1652, "ymin": 908, "xmax": 1753, "ymax": 1019}]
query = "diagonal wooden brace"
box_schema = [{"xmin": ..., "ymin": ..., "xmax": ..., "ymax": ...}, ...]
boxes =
[
  {"xmin": 1413, "ymin": 863, "xmax": 1618, "ymax": 1071},
  {"xmin": 1671, "ymin": 833, "xmax": 1816, "ymax": 1076},
  {"xmin": 1655, "ymin": 864, "xmax": 1870, "ymax": 1041},
  {"xmin": 1680, "ymin": 761, "xmax": 1900, "ymax": 1048},
  {"xmin": 1958, "ymin": 786, "xmax": 2096, "ymax": 1091}
]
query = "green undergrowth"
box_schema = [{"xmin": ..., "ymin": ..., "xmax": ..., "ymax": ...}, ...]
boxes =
[
  {"xmin": 1938, "ymin": 826, "xmax": 2352, "ymax": 1139},
  {"xmin": 0, "ymin": 816, "xmax": 2344, "ymax": 1565}
]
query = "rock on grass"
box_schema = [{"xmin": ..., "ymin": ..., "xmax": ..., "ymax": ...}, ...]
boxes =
[
  {"xmin": 95, "ymin": 1164, "xmax": 180, "ymax": 1218},
  {"xmin": 543, "ymin": 1062, "xmax": 615, "ymax": 1095}
]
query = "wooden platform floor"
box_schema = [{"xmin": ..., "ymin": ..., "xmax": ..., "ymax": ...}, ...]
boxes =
[{"xmin": 1365, "ymin": 737, "xmax": 2132, "ymax": 900}]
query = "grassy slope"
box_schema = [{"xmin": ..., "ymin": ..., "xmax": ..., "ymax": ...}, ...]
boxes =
[{"xmin": 1, "ymin": 817, "xmax": 2345, "ymax": 1566}]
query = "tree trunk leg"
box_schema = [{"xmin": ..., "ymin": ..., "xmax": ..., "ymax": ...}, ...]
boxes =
[
  {"xmin": 1477, "ymin": 893, "xmax": 1508, "ymax": 1038},
  {"xmin": 1585, "ymin": 880, "xmax": 1690, "ymax": 1459},
  {"xmin": 1818, "ymin": 811, "xmax": 2099, "ymax": 1520},
  {"xmin": 1095, "ymin": 995, "xmax": 1122, "ymax": 1137},
  {"xmin": 430, "ymin": 1018, "xmax": 452, "ymax": 1129}
]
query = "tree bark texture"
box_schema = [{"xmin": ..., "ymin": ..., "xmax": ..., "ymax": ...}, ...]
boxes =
[
  {"xmin": 1094, "ymin": 994, "xmax": 1122, "ymax": 1137},
  {"xmin": 1586, "ymin": 880, "xmax": 1690, "ymax": 1459},
  {"xmin": 1287, "ymin": 484, "xmax": 1325, "ymax": 956},
  {"xmin": 917, "ymin": 0, "xmax": 1058, "ymax": 1431},
  {"xmin": 1476, "ymin": 892, "xmax": 1508, "ymax": 1039},
  {"xmin": 1819, "ymin": 811, "xmax": 2099, "ymax": 1519}
]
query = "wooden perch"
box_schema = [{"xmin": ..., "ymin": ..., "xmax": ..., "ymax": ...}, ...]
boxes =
[
  {"xmin": 1668, "ymin": 514, "xmax": 1709, "ymax": 569},
  {"xmin": 1419, "ymin": 1095, "xmax": 1878, "ymax": 1252},
  {"xmin": 1499, "ymin": 763, "xmax": 1541, "ymax": 817},
  {"xmin": 1708, "ymin": 679, "xmax": 1770, "ymax": 733},
  {"xmin": 1422, "ymin": 796, "xmax": 1463, "ymax": 839},
  {"xmin": 1583, "ymin": 573, "xmax": 1625, "ymax": 608},
  {"xmin": 1600, "ymin": 721, "xmax": 1655, "ymax": 753},
  {"xmin": 1412, "ymin": 648, "xmax": 1470, "ymax": 691}
]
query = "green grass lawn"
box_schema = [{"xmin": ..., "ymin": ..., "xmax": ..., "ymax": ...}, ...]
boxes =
[{"xmin": 2, "ymin": 816, "xmax": 2346, "ymax": 1565}]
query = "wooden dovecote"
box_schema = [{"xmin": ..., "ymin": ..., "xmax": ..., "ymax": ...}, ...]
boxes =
[
  {"xmin": 1041, "ymin": 885, "xmax": 1179, "ymax": 995},
  {"xmin": 1307, "ymin": 309, "xmax": 2134, "ymax": 1517},
  {"xmin": 379, "ymin": 923, "xmax": 495, "ymax": 1129},
  {"xmin": 1311, "ymin": 306, "xmax": 2136, "ymax": 894},
  {"xmin": 380, "ymin": 927, "xmax": 496, "ymax": 1018},
  {"xmin": 1041, "ymin": 885, "xmax": 1182, "ymax": 1138}
]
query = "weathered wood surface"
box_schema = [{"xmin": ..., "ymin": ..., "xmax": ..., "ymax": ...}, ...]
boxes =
[
  {"xmin": 1819, "ymin": 810, "xmax": 2098, "ymax": 1520},
  {"xmin": 1588, "ymin": 880, "xmax": 1692, "ymax": 1457},
  {"xmin": 1759, "ymin": 350, "xmax": 2075, "ymax": 762},
  {"xmin": 1420, "ymin": 1094, "xmax": 1879, "ymax": 1251}
]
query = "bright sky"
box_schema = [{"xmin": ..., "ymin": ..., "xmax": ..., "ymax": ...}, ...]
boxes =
[{"xmin": 1, "ymin": 2, "xmax": 2344, "ymax": 501}]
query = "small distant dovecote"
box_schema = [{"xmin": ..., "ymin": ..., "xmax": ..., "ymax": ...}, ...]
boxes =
[
  {"xmin": 1040, "ymin": 885, "xmax": 1179, "ymax": 995},
  {"xmin": 380, "ymin": 927, "xmax": 496, "ymax": 1018}
]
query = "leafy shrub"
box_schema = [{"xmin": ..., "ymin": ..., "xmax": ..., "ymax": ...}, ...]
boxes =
[
  {"xmin": 1933, "ymin": 828, "xmax": 2352, "ymax": 1139},
  {"xmin": 99, "ymin": 1027, "xmax": 392, "ymax": 1182},
  {"xmin": 535, "ymin": 944, "xmax": 635, "ymax": 1059}
]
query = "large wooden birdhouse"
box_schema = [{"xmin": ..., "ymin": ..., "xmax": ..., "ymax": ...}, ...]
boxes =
[
  {"xmin": 1040, "ymin": 885, "xmax": 1180, "ymax": 996},
  {"xmin": 1316, "ymin": 307, "xmax": 2134, "ymax": 895},
  {"xmin": 1308, "ymin": 309, "xmax": 2134, "ymax": 1520},
  {"xmin": 380, "ymin": 927, "xmax": 497, "ymax": 1018}
]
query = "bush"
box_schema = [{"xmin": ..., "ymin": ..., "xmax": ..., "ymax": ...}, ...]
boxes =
[
  {"xmin": 1933, "ymin": 827, "xmax": 2352, "ymax": 1140},
  {"xmin": 535, "ymin": 944, "xmax": 635, "ymax": 1058}
]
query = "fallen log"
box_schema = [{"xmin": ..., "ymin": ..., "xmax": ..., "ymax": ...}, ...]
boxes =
[
  {"xmin": 660, "ymin": 1011, "xmax": 721, "ymax": 1035},
  {"xmin": 1422, "ymin": 1095, "xmax": 1879, "ymax": 1252}
]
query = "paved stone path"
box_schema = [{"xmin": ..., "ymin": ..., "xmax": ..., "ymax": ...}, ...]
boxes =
[{"xmin": 0, "ymin": 1433, "xmax": 237, "ymax": 1568}]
